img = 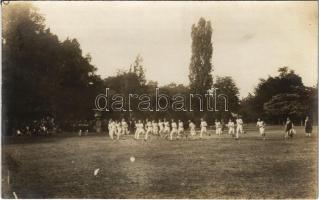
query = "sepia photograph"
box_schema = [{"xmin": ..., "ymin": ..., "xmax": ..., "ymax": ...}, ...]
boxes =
[{"xmin": 1, "ymin": 1, "xmax": 318, "ymax": 199}]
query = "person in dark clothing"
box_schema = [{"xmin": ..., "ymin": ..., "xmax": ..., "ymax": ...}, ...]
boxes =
[
  {"xmin": 285, "ymin": 117, "xmax": 294, "ymax": 139},
  {"xmin": 305, "ymin": 116, "xmax": 313, "ymax": 137}
]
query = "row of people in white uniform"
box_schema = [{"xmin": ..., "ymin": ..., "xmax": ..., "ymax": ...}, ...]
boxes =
[
  {"xmin": 134, "ymin": 118, "xmax": 246, "ymax": 140},
  {"xmin": 108, "ymin": 119, "xmax": 129, "ymax": 140},
  {"xmin": 107, "ymin": 117, "xmax": 249, "ymax": 140},
  {"xmin": 217, "ymin": 118, "xmax": 265, "ymax": 139},
  {"xmin": 215, "ymin": 118, "xmax": 244, "ymax": 139},
  {"xmin": 134, "ymin": 119, "xmax": 191, "ymax": 141}
]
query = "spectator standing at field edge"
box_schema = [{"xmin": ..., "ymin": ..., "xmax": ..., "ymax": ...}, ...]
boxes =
[{"xmin": 304, "ymin": 116, "xmax": 312, "ymax": 137}]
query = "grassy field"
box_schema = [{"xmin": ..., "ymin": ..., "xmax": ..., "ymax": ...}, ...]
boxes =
[{"xmin": 2, "ymin": 125, "xmax": 317, "ymax": 199}]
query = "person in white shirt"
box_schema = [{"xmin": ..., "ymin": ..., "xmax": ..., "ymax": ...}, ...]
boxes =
[
  {"xmin": 200, "ymin": 118, "xmax": 207, "ymax": 139},
  {"xmin": 158, "ymin": 119, "xmax": 164, "ymax": 136},
  {"xmin": 108, "ymin": 119, "xmax": 114, "ymax": 140},
  {"xmin": 152, "ymin": 120, "xmax": 159, "ymax": 136},
  {"xmin": 256, "ymin": 118, "xmax": 266, "ymax": 140},
  {"xmin": 163, "ymin": 119, "xmax": 170, "ymax": 139},
  {"xmin": 215, "ymin": 119, "xmax": 222, "ymax": 135},
  {"xmin": 112, "ymin": 121, "xmax": 117, "ymax": 139},
  {"xmin": 134, "ymin": 120, "xmax": 145, "ymax": 140},
  {"xmin": 115, "ymin": 121, "xmax": 122, "ymax": 140},
  {"xmin": 235, "ymin": 117, "xmax": 244, "ymax": 139},
  {"xmin": 145, "ymin": 119, "xmax": 153, "ymax": 141},
  {"xmin": 227, "ymin": 119, "xmax": 235, "ymax": 136},
  {"xmin": 188, "ymin": 120, "xmax": 196, "ymax": 137},
  {"xmin": 121, "ymin": 119, "xmax": 129, "ymax": 135},
  {"xmin": 177, "ymin": 120, "xmax": 184, "ymax": 139},
  {"xmin": 170, "ymin": 119, "xmax": 178, "ymax": 141}
]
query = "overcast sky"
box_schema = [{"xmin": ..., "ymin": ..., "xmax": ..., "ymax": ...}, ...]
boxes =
[{"xmin": 32, "ymin": 1, "xmax": 317, "ymax": 97}]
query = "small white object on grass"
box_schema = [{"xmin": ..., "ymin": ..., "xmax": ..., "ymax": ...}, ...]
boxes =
[
  {"xmin": 13, "ymin": 192, "xmax": 18, "ymax": 199},
  {"xmin": 130, "ymin": 156, "xmax": 135, "ymax": 162},
  {"xmin": 94, "ymin": 168, "xmax": 100, "ymax": 176}
]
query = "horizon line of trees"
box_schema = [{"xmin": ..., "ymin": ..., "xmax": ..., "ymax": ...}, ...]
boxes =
[{"xmin": 2, "ymin": 3, "xmax": 318, "ymax": 135}]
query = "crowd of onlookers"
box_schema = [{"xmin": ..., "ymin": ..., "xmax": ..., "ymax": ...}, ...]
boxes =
[
  {"xmin": 12, "ymin": 118, "xmax": 106, "ymax": 136},
  {"xmin": 14, "ymin": 116, "xmax": 58, "ymax": 136}
]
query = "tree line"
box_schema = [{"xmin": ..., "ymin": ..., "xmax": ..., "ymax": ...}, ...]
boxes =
[{"xmin": 2, "ymin": 3, "xmax": 317, "ymax": 134}]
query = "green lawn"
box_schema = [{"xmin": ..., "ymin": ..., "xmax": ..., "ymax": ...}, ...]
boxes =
[{"xmin": 2, "ymin": 126, "xmax": 317, "ymax": 198}]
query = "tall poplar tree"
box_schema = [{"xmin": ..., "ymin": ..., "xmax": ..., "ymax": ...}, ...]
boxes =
[{"xmin": 189, "ymin": 17, "xmax": 213, "ymax": 94}]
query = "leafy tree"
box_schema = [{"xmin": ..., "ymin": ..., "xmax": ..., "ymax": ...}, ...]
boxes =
[
  {"xmin": 102, "ymin": 56, "xmax": 150, "ymax": 120},
  {"xmin": 189, "ymin": 17, "xmax": 213, "ymax": 94},
  {"xmin": 130, "ymin": 55, "xmax": 146, "ymax": 86},
  {"xmin": 239, "ymin": 93, "xmax": 259, "ymax": 122},
  {"xmin": 252, "ymin": 67, "xmax": 304, "ymax": 119},
  {"xmin": 213, "ymin": 76, "xmax": 240, "ymax": 120},
  {"xmin": 242, "ymin": 67, "xmax": 317, "ymax": 124},
  {"xmin": 3, "ymin": 3, "xmax": 52, "ymax": 124},
  {"xmin": 159, "ymin": 83, "xmax": 190, "ymax": 121},
  {"xmin": 308, "ymin": 85, "xmax": 318, "ymax": 123},
  {"xmin": 2, "ymin": 3, "xmax": 101, "ymax": 133},
  {"xmin": 188, "ymin": 17, "xmax": 213, "ymax": 119},
  {"xmin": 264, "ymin": 93, "xmax": 307, "ymax": 124},
  {"xmin": 264, "ymin": 85, "xmax": 317, "ymax": 124}
]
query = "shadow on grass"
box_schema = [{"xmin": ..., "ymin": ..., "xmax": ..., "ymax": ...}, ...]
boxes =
[{"xmin": 2, "ymin": 132, "xmax": 109, "ymax": 145}]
